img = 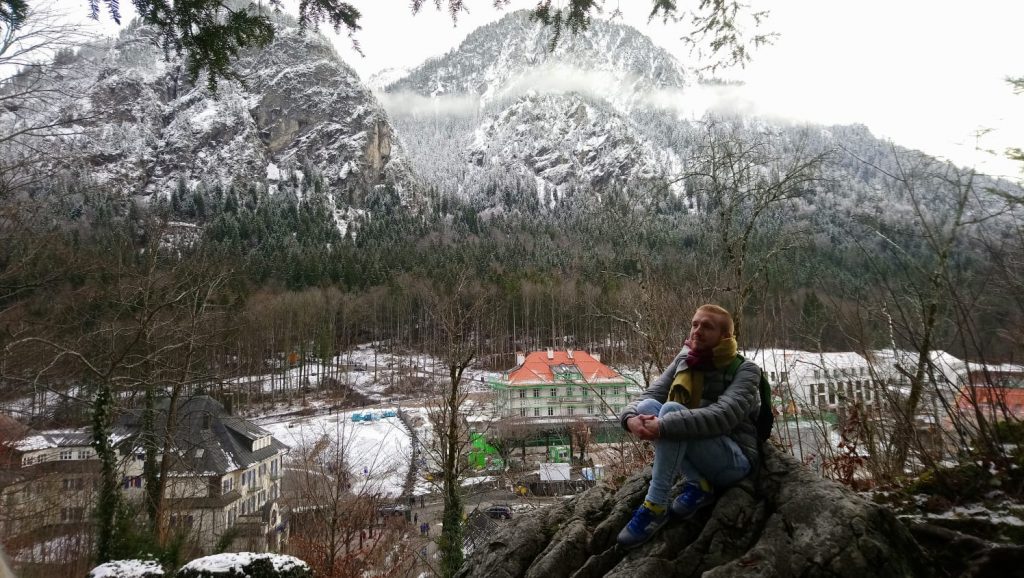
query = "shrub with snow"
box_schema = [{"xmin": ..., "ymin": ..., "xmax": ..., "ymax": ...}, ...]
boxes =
[
  {"xmin": 176, "ymin": 553, "xmax": 311, "ymax": 578},
  {"xmin": 89, "ymin": 559, "xmax": 165, "ymax": 578}
]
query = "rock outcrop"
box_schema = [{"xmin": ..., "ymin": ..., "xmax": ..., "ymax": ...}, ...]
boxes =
[{"xmin": 458, "ymin": 446, "xmax": 932, "ymax": 578}]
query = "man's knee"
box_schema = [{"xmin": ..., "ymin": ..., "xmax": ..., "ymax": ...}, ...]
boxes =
[
  {"xmin": 659, "ymin": 401, "xmax": 686, "ymax": 417},
  {"xmin": 637, "ymin": 399, "xmax": 662, "ymax": 416}
]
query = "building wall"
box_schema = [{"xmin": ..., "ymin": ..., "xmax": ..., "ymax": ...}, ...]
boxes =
[{"xmin": 496, "ymin": 382, "xmax": 632, "ymax": 420}]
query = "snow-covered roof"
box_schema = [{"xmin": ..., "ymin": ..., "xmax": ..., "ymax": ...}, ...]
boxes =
[{"xmin": 12, "ymin": 429, "xmax": 92, "ymax": 452}]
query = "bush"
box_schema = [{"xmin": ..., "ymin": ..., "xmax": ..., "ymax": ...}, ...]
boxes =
[{"xmin": 175, "ymin": 553, "xmax": 311, "ymax": 578}]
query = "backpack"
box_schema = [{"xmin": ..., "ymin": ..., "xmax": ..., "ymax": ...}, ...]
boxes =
[{"xmin": 724, "ymin": 355, "xmax": 774, "ymax": 442}]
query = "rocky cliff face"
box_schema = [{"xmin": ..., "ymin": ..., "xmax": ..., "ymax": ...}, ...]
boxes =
[
  {"xmin": 458, "ymin": 446, "xmax": 931, "ymax": 578},
  {"xmin": 467, "ymin": 93, "xmax": 682, "ymax": 198},
  {"xmin": 33, "ymin": 15, "xmax": 412, "ymax": 207}
]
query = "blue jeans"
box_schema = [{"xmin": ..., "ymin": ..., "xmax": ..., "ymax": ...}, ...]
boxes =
[{"xmin": 637, "ymin": 399, "xmax": 750, "ymax": 506}]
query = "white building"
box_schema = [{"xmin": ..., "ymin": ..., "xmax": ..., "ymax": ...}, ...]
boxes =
[{"xmin": 0, "ymin": 395, "xmax": 290, "ymax": 556}]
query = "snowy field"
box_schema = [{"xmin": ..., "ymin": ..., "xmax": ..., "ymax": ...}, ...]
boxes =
[
  {"xmin": 226, "ymin": 342, "xmax": 503, "ymax": 401},
  {"xmin": 259, "ymin": 406, "xmax": 433, "ymax": 498}
]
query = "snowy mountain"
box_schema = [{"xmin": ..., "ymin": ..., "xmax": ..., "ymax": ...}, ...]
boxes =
[
  {"xmin": 383, "ymin": 9, "xmax": 1019, "ymax": 223},
  {"xmin": 366, "ymin": 67, "xmax": 412, "ymax": 92},
  {"xmin": 389, "ymin": 10, "xmax": 687, "ymax": 110},
  {"xmin": 384, "ymin": 10, "xmax": 690, "ymax": 203},
  {"xmin": 17, "ymin": 15, "xmax": 414, "ymax": 209},
  {"xmin": 467, "ymin": 92, "xmax": 683, "ymax": 201}
]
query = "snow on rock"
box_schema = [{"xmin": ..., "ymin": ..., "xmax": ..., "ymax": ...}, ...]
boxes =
[
  {"xmin": 177, "ymin": 553, "xmax": 310, "ymax": 577},
  {"xmin": 89, "ymin": 559, "xmax": 164, "ymax": 578}
]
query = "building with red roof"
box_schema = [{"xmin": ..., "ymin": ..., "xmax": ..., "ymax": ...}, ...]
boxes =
[{"xmin": 488, "ymin": 349, "xmax": 635, "ymax": 422}]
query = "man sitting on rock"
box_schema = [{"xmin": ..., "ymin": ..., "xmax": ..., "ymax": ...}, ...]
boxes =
[{"xmin": 616, "ymin": 304, "xmax": 761, "ymax": 547}]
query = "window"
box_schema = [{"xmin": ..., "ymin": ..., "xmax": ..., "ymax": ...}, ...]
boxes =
[
  {"xmin": 63, "ymin": 478, "xmax": 84, "ymax": 491},
  {"xmin": 170, "ymin": 514, "xmax": 194, "ymax": 528},
  {"xmin": 77, "ymin": 450, "xmax": 93, "ymax": 460},
  {"xmin": 770, "ymin": 371, "xmax": 776, "ymax": 381},
  {"xmin": 828, "ymin": 386, "xmax": 836, "ymax": 406},
  {"xmin": 532, "ymin": 388, "xmax": 540, "ymax": 398},
  {"xmin": 813, "ymin": 369, "xmax": 821, "ymax": 379},
  {"xmin": 518, "ymin": 389, "xmax": 526, "ymax": 399},
  {"xmin": 781, "ymin": 372, "xmax": 789, "ymax": 382},
  {"xmin": 533, "ymin": 408, "xmax": 540, "ymax": 417},
  {"xmin": 59, "ymin": 450, "xmax": 73, "ymax": 460},
  {"xmin": 612, "ymin": 386, "xmax": 620, "ymax": 395},
  {"xmin": 581, "ymin": 387, "xmax": 588, "ymax": 397},
  {"xmin": 519, "ymin": 408, "xmax": 527, "ymax": 417},
  {"xmin": 550, "ymin": 388, "xmax": 557, "ymax": 397},
  {"xmin": 587, "ymin": 405, "xmax": 594, "ymax": 414},
  {"xmin": 122, "ymin": 476, "xmax": 142, "ymax": 489},
  {"xmin": 566, "ymin": 386, "xmax": 573, "ymax": 396},
  {"xmin": 567, "ymin": 407, "xmax": 575, "ymax": 416},
  {"xmin": 547, "ymin": 407, "xmax": 554, "ymax": 416},
  {"xmin": 61, "ymin": 507, "xmax": 84, "ymax": 522},
  {"xmin": 223, "ymin": 478, "xmax": 233, "ymax": 494}
]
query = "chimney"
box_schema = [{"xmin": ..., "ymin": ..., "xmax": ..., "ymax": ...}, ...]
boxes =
[
  {"xmin": 515, "ymin": 351, "xmax": 526, "ymax": 366},
  {"xmin": 223, "ymin": 392, "xmax": 234, "ymax": 415},
  {"xmin": 567, "ymin": 349, "xmax": 574, "ymax": 359},
  {"xmin": 592, "ymin": 352, "xmax": 601, "ymax": 362},
  {"xmin": 547, "ymin": 348, "xmax": 554, "ymax": 360}
]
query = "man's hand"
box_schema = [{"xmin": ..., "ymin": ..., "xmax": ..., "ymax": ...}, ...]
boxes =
[{"xmin": 626, "ymin": 414, "xmax": 660, "ymax": 440}]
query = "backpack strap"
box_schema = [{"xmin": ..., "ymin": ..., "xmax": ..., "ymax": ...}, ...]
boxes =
[{"xmin": 723, "ymin": 354, "xmax": 744, "ymax": 386}]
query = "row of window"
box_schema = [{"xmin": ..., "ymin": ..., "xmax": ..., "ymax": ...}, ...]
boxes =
[
  {"xmin": 517, "ymin": 386, "xmax": 623, "ymax": 399},
  {"xmin": 811, "ymin": 367, "xmax": 868, "ymax": 380},
  {"xmin": 807, "ymin": 380, "xmax": 876, "ymax": 407},
  {"xmin": 226, "ymin": 457, "xmax": 280, "ymax": 495},
  {"xmin": 515, "ymin": 405, "xmax": 623, "ymax": 417},
  {"xmin": 57, "ymin": 449, "xmax": 95, "ymax": 461}
]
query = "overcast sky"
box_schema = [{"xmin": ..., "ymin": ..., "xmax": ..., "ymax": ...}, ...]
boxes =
[{"xmin": 72, "ymin": 0, "xmax": 1024, "ymax": 181}]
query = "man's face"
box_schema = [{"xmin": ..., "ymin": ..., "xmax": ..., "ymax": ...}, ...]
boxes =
[{"xmin": 689, "ymin": 310, "xmax": 726, "ymax": 351}]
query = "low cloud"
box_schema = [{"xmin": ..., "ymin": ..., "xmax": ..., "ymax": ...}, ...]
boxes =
[{"xmin": 377, "ymin": 91, "xmax": 481, "ymax": 117}]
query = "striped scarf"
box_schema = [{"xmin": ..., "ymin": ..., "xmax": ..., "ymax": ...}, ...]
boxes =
[{"xmin": 668, "ymin": 337, "xmax": 738, "ymax": 408}]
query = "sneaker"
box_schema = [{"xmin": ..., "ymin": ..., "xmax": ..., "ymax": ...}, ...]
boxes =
[
  {"xmin": 670, "ymin": 483, "xmax": 715, "ymax": 519},
  {"xmin": 616, "ymin": 504, "xmax": 669, "ymax": 548}
]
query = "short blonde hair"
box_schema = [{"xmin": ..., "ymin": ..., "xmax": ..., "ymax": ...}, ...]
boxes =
[{"xmin": 696, "ymin": 304, "xmax": 734, "ymax": 337}]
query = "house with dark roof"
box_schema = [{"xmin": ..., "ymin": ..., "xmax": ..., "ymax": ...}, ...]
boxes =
[
  {"xmin": 118, "ymin": 395, "xmax": 290, "ymax": 553},
  {"xmin": 0, "ymin": 395, "xmax": 289, "ymax": 556},
  {"xmin": 0, "ymin": 427, "xmax": 100, "ymax": 547},
  {"xmin": 488, "ymin": 349, "xmax": 635, "ymax": 423}
]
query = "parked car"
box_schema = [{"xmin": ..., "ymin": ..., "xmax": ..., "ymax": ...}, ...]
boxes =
[
  {"xmin": 378, "ymin": 504, "xmax": 409, "ymax": 517},
  {"xmin": 484, "ymin": 505, "xmax": 513, "ymax": 520}
]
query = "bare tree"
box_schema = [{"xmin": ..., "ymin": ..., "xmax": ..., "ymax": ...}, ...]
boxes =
[
  {"xmin": 684, "ymin": 116, "xmax": 830, "ymax": 336},
  {"xmin": 416, "ymin": 274, "xmax": 492, "ymax": 578}
]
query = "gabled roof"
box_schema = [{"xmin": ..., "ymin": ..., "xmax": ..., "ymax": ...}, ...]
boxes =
[
  {"xmin": 11, "ymin": 429, "xmax": 92, "ymax": 452},
  {"xmin": 121, "ymin": 395, "xmax": 288, "ymax": 477},
  {"xmin": 504, "ymin": 351, "xmax": 623, "ymax": 385}
]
